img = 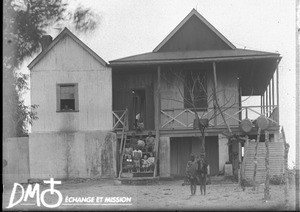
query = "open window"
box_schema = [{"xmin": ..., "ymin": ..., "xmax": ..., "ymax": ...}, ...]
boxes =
[{"xmin": 57, "ymin": 83, "xmax": 79, "ymax": 112}]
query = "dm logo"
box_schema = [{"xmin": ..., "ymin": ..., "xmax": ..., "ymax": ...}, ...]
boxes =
[{"xmin": 7, "ymin": 178, "xmax": 63, "ymax": 208}]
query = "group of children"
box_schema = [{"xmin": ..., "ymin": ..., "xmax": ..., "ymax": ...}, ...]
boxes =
[
  {"xmin": 123, "ymin": 131, "xmax": 156, "ymax": 173},
  {"xmin": 186, "ymin": 153, "xmax": 208, "ymax": 196}
]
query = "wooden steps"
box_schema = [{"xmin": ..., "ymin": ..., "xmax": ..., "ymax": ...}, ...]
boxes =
[
  {"xmin": 116, "ymin": 177, "xmax": 159, "ymax": 185},
  {"xmin": 244, "ymin": 142, "xmax": 284, "ymax": 183}
]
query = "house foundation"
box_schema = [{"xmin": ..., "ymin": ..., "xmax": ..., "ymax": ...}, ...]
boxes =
[{"xmin": 29, "ymin": 131, "xmax": 117, "ymax": 180}]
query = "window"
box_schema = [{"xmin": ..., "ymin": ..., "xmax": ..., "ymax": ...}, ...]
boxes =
[
  {"xmin": 57, "ymin": 83, "xmax": 78, "ymax": 112},
  {"xmin": 184, "ymin": 71, "xmax": 207, "ymax": 111}
]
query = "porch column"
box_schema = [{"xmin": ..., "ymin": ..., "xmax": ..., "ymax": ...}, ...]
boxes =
[
  {"xmin": 276, "ymin": 65, "xmax": 279, "ymax": 121},
  {"xmin": 269, "ymin": 79, "xmax": 272, "ymax": 114},
  {"xmin": 266, "ymin": 86, "xmax": 268, "ymax": 116},
  {"xmin": 261, "ymin": 95, "xmax": 264, "ymax": 114},
  {"xmin": 159, "ymin": 137, "xmax": 171, "ymax": 177},
  {"xmin": 213, "ymin": 62, "xmax": 232, "ymax": 135},
  {"xmin": 272, "ymin": 75, "xmax": 275, "ymax": 109},
  {"xmin": 218, "ymin": 134, "xmax": 229, "ymax": 172},
  {"xmin": 154, "ymin": 65, "xmax": 161, "ymax": 177}
]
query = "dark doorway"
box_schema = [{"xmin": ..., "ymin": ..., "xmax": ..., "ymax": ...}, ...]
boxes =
[
  {"xmin": 132, "ymin": 89, "xmax": 146, "ymax": 130},
  {"xmin": 170, "ymin": 136, "xmax": 219, "ymax": 177}
]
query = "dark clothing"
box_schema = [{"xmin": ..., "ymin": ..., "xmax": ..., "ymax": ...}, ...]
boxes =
[
  {"xmin": 199, "ymin": 174, "xmax": 207, "ymax": 185},
  {"xmin": 186, "ymin": 160, "xmax": 198, "ymax": 195},
  {"xmin": 197, "ymin": 159, "xmax": 208, "ymax": 195},
  {"xmin": 197, "ymin": 160, "xmax": 208, "ymax": 175},
  {"xmin": 129, "ymin": 137, "xmax": 138, "ymax": 148},
  {"xmin": 186, "ymin": 161, "xmax": 198, "ymax": 179}
]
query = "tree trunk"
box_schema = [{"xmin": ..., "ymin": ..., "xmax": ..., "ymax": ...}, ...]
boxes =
[
  {"xmin": 282, "ymin": 128, "xmax": 289, "ymax": 205},
  {"xmin": 264, "ymin": 131, "xmax": 270, "ymax": 200},
  {"xmin": 200, "ymin": 133, "xmax": 206, "ymax": 154},
  {"xmin": 241, "ymin": 136, "xmax": 249, "ymax": 190},
  {"xmin": 253, "ymin": 128, "xmax": 261, "ymax": 191},
  {"xmin": 193, "ymin": 109, "xmax": 206, "ymax": 154}
]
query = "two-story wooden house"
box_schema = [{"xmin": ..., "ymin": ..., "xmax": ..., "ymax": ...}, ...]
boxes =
[{"xmin": 110, "ymin": 9, "xmax": 281, "ymax": 178}]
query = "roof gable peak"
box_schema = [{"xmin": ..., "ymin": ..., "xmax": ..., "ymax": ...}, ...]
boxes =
[
  {"xmin": 153, "ymin": 9, "xmax": 236, "ymax": 52},
  {"xmin": 28, "ymin": 27, "xmax": 107, "ymax": 69}
]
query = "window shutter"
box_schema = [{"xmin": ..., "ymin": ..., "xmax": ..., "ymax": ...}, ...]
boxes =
[
  {"xmin": 56, "ymin": 84, "xmax": 61, "ymax": 111},
  {"xmin": 75, "ymin": 83, "xmax": 79, "ymax": 111}
]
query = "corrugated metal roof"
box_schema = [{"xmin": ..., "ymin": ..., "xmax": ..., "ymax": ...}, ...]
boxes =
[{"xmin": 109, "ymin": 49, "xmax": 280, "ymax": 66}]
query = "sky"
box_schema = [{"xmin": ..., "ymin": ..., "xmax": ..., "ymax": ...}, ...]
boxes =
[{"xmin": 24, "ymin": 0, "xmax": 297, "ymax": 166}]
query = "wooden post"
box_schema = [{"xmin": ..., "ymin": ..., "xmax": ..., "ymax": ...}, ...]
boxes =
[
  {"xmin": 242, "ymin": 136, "xmax": 249, "ymax": 182},
  {"xmin": 153, "ymin": 65, "xmax": 161, "ymax": 177},
  {"xmin": 266, "ymin": 87, "xmax": 268, "ymax": 116},
  {"xmin": 271, "ymin": 75, "xmax": 275, "ymax": 110},
  {"xmin": 212, "ymin": 62, "xmax": 232, "ymax": 135},
  {"xmin": 276, "ymin": 65, "xmax": 279, "ymax": 122},
  {"xmin": 261, "ymin": 95, "xmax": 263, "ymax": 114},
  {"xmin": 296, "ymin": 1, "xmax": 300, "ymax": 209},
  {"xmin": 282, "ymin": 128, "xmax": 289, "ymax": 206},
  {"xmin": 263, "ymin": 92, "xmax": 266, "ymax": 115},
  {"xmin": 253, "ymin": 128, "xmax": 261, "ymax": 191},
  {"xmin": 118, "ymin": 109, "xmax": 128, "ymax": 178},
  {"xmin": 238, "ymin": 141, "xmax": 242, "ymax": 185},
  {"xmin": 264, "ymin": 131, "xmax": 270, "ymax": 200},
  {"xmin": 269, "ymin": 82, "xmax": 271, "ymax": 115}
]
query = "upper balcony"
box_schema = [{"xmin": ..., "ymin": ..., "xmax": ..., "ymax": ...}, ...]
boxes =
[{"xmin": 112, "ymin": 104, "xmax": 279, "ymax": 136}]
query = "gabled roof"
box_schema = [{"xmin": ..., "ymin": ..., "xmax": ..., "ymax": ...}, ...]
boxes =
[
  {"xmin": 153, "ymin": 9, "xmax": 236, "ymax": 52},
  {"xmin": 28, "ymin": 27, "xmax": 107, "ymax": 69},
  {"xmin": 109, "ymin": 49, "xmax": 280, "ymax": 66}
]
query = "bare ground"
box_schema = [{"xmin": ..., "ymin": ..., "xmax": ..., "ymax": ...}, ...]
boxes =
[{"xmin": 2, "ymin": 179, "xmax": 297, "ymax": 211}]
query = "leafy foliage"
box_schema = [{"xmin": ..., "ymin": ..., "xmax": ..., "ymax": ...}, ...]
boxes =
[{"xmin": 3, "ymin": 0, "xmax": 100, "ymax": 136}]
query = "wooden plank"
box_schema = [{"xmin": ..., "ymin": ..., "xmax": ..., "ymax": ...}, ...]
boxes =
[
  {"xmin": 253, "ymin": 128, "xmax": 261, "ymax": 190},
  {"xmin": 146, "ymin": 85, "xmax": 155, "ymax": 129},
  {"xmin": 154, "ymin": 65, "xmax": 161, "ymax": 177},
  {"xmin": 276, "ymin": 66, "xmax": 279, "ymax": 121},
  {"xmin": 264, "ymin": 131, "xmax": 270, "ymax": 200}
]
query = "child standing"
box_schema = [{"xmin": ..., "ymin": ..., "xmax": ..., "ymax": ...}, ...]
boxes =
[
  {"xmin": 186, "ymin": 154, "xmax": 198, "ymax": 196},
  {"xmin": 145, "ymin": 131, "xmax": 155, "ymax": 153},
  {"xmin": 133, "ymin": 147, "xmax": 142, "ymax": 172},
  {"xmin": 197, "ymin": 153, "xmax": 208, "ymax": 195},
  {"xmin": 147, "ymin": 152, "xmax": 155, "ymax": 172},
  {"xmin": 125, "ymin": 154, "xmax": 134, "ymax": 173},
  {"xmin": 142, "ymin": 155, "xmax": 150, "ymax": 172}
]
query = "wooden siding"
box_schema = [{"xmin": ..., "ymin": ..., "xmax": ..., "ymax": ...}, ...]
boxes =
[
  {"xmin": 32, "ymin": 36, "xmax": 104, "ymax": 71},
  {"xmin": 170, "ymin": 136, "xmax": 219, "ymax": 177},
  {"xmin": 160, "ymin": 65, "xmax": 239, "ymax": 129},
  {"xmin": 244, "ymin": 142, "xmax": 284, "ymax": 183},
  {"xmin": 112, "ymin": 69, "xmax": 155, "ymax": 129},
  {"xmin": 157, "ymin": 15, "xmax": 232, "ymax": 52},
  {"xmin": 30, "ymin": 35, "xmax": 112, "ymax": 132}
]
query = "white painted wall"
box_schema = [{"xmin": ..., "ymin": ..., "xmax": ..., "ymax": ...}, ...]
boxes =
[
  {"xmin": 218, "ymin": 134, "xmax": 229, "ymax": 172},
  {"xmin": 30, "ymin": 35, "xmax": 112, "ymax": 132},
  {"xmin": 29, "ymin": 131, "xmax": 117, "ymax": 179},
  {"xmin": 159, "ymin": 136, "xmax": 171, "ymax": 177},
  {"xmin": 3, "ymin": 137, "xmax": 30, "ymax": 184}
]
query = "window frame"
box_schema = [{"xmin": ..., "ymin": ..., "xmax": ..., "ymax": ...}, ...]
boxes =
[
  {"xmin": 56, "ymin": 83, "xmax": 79, "ymax": 112},
  {"xmin": 183, "ymin": 70, "xmax": 208, "ymax": 111}
]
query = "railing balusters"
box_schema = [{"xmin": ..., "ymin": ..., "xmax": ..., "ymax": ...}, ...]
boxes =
[{"xmin": 112, "ymin": 105, "xmax": 279, "ymax": 131}]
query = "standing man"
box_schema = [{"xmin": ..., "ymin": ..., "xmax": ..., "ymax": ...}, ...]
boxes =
[
  {"xmin": 197, "ymin": 153, "xmax": 208, "ymax": 195},
  {"xmin": 186, "ymin": 154, "xmax": 198, "ymax": 196}
]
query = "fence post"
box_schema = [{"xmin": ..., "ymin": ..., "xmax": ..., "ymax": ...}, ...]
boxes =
[{"xmin": 264, "ymin": 131, "xmax": 270, "ymax": 200}]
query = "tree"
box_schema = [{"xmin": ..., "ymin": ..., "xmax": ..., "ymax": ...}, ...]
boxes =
[
  {"xmin": 3, "ymin": 0, "xmax": 100, "ymax": 137},
  {"xmin": 162, "ymin": 65, "xmax": 237, "ymax": 154}
]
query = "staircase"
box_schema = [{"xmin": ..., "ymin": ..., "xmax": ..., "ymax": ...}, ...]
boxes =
[{"xmin": 117, "ymin": 130, "xmax": 158, "ymax": 185}]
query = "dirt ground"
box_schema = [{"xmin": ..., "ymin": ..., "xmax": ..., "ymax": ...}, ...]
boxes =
[{"xmin": 2, "ymin": 179, "xmax": 297, "ymax": 211}]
